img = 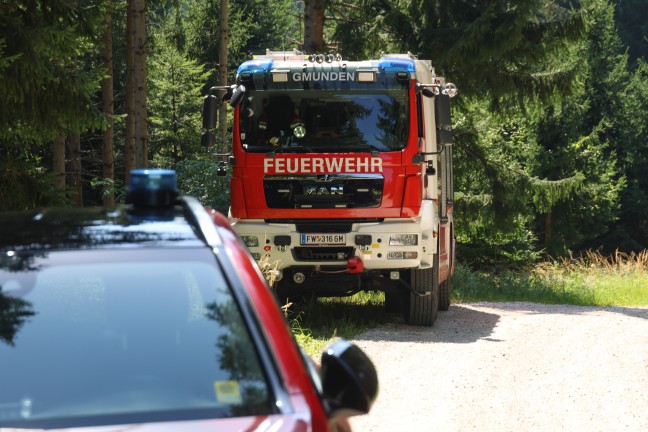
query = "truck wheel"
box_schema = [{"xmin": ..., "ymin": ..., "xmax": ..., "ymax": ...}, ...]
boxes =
[
  {"xmin": 403, "ymin": 265, "xmax": 439, "ymax": 326},
  {"xmin": 439, "ymin": 276, "xmax": 451, "ymax": 311},
  {"xmin": 439, "ymin": 229, "xmax": 454, "ymax": 312}
]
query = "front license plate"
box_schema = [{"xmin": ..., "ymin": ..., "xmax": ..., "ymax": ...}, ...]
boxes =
[{"xmin": 300, "ymin": 233, "xmax": 346, "ymax": 245}]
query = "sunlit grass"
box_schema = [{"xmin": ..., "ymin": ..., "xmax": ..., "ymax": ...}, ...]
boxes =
[
  {"xmin": 285, "ymin": 292, "xmax": 387, "ymax": 357},
  {"xmin": 453, "ymin": 250, "xmax": 648, "ymax": 306}
]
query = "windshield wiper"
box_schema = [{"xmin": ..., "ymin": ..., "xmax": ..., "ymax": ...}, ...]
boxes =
[
  {"xmin": 340, "ymin": 143, "xmax": 387, "ymax": 155},
  {"xmin": 280, "ymin": 143, "xmax": 315, "ymax": 153}
]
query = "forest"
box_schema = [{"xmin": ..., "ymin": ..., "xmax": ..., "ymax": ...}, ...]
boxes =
[{"xmin": 1, "ymin": 0, "xmax": 646, "ymax": 268}]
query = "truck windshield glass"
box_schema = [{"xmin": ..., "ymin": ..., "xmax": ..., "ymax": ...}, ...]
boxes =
[{"xmin": 239, "ymin": 89, "xmax": 409, "ymax": 153}]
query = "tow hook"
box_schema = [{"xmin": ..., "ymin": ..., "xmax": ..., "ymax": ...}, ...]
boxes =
[{"xmin": 346, "ymin": 256, "xmax": 364, "ymax": 274}]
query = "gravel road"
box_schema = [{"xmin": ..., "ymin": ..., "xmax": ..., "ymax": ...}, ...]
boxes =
[{"xmin": 348, "ymin": 302, "xmax": 648, "ymax": 432}]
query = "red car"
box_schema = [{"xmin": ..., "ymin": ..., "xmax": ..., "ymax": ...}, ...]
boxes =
[{"xmin": 0, "ymin": 169, "xmax": 377, "ymax": 431}]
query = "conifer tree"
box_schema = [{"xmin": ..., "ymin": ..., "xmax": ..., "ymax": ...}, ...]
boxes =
[
  {"xmin": 0, "ymin": 0, "xmax": 106, "ymax": 209},
  {"xmin": 148, "ymin": 39, "xmax": 210, "ymax": 162}
]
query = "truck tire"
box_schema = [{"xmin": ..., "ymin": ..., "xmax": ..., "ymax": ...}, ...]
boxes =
[
  {"xmin": 439, "ymin": 276, "xmax": 451, "ymax": 311},
  {"xmin": 439, "ymin": 231, "xmax": 454, "ymax": 311},
  {"xmin": 404, "ymin": 264, "xmax": 439, "ymax": 326}
]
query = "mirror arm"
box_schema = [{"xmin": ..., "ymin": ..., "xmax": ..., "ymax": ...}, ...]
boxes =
[
  {"xmin": 417, "ymin": 82, "xmax": 458, "ymax": 98},
  {"xmin": 412, "ymin": 146, "xmax": 447, "ymax": 164},
  {"xmin": 207, "ymin": 85, "xmax": 232, "ymax": 96}
]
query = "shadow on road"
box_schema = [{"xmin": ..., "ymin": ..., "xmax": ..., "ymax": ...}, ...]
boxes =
[
  {"xmin": 468, "ymin": 301, "xmax": 648, "ymax": 321},
  {"xmin": 352, "ymin": 304, "xmax": 502, "ymax": 344},
  {"xmin": 352, "ymin": 302, "xmax": 648, "ymax": 344}
]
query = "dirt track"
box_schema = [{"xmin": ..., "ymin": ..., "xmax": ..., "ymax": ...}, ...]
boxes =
[{"xmin": 348, "ymin": 302, "xmax": 648, "ymax": 432}]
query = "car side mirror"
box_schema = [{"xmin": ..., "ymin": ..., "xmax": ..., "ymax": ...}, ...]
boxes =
[{"xmin": 320, "ymin": 339, "xmax": 378, "ymax": 420}]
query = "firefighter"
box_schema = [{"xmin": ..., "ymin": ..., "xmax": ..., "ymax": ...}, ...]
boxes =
[{"xmin": 290, "ymin": 110, "xmax": 306, "ymax": 139}]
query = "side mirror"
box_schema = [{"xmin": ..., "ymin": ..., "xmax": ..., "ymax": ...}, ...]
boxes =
[
  {"xmin": 320, "ymin": 339, "xmax": 378, "ymax": 420},
  {"xmin": 201, "ymin": 131, "xmax": 216, "ymax": 148},
  {"xmin": 416, "ymin": 83, "xmax": 435, "ymax": 98},
  {"xmin": 202, "ymin": 94, "xmax": 219, "ymax": 130},
  {"xmin": 229, "ymin": 84, "xmax": 246, "ymax": 108}
]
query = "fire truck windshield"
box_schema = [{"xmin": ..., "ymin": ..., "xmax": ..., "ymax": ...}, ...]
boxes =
[{"xmin": 238, "ymin": 89, "xmax": 409, "ymax": 153}]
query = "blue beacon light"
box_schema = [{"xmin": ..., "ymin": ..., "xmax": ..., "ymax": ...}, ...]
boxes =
[{"xmin": 126, "ymin": 169, "xmax": 178, "ymax": 208}]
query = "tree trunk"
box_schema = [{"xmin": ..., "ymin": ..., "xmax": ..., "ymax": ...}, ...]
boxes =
[
  {"xmin": 53, "ymin": 135, "xmax": 66, "ymax": 195},
  {"xmin": 218, "ymin": 0, "xmax": 228, "ymax": 153},
  {"xmin": 101, "ymin": 2, "xmax": 115, "ymax": 207},
  {"xmin": 545, "ymin": 210, "xmax": 553, "ymax": 248},
  {"xmin": 132, "ymin": 0, "xmax": 148, "ymax": 168},
  {"xmin": 125, "ymin": 0, "xmax": 136, "ymax": 182},
  {"xmin": 304, "ymin": 0, "xmax": 325, "ymax": 53},
  {"xmin": 67, "ymin": 133, "xmax": 83, "ymax": 207}
]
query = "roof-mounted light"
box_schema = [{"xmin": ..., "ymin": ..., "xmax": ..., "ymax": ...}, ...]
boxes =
[
  {"xmin": 356, "ymin": 70, "xmax": 377, "ymax": 83},
  {"xmin": 126, "ymin": 169, "xmax": 178, "ymax": 208},
  {"xmin": 271, "ymin": 70, "xmax": 290, "ymax": 83},
  {"xmin": 396, "ymin": 71, "xmax": 410, "ymax": 82}
]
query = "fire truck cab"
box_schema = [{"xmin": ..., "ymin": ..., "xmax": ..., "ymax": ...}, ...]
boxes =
[{"xmin": 203, "ymin": 50, "xmax": 457, "ymax": 326}]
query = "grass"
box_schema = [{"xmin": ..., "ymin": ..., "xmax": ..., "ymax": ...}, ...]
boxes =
[
  {"xmin": 263, "ymin": 250, "xmax": 648, "ymax": 357},
  {"xmin": 453, "ymin": 250, "xmax": 648, "ymax": 306},
  {"xmin": 283, "ymin": 291, "xmax": 388, "ymax": 357}
]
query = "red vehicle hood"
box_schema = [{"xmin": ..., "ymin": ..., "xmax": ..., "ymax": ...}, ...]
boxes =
[{"xmin": 7, "ymin": 414, "xmax": 312, "ymax": 432}]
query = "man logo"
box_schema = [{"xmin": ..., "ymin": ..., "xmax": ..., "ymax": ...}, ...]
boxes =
[{"xmin": 305, "ymin": 184, "xmax": 344, "ymax": 195}]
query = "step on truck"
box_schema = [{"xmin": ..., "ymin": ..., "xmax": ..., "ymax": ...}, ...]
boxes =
[{"xmin": 202, "ymin": 50, "xmax": 457, "ymax": 326}]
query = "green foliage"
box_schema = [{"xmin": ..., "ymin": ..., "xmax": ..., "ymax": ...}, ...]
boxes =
[
  {"xmin": 456, "ymin": 228, "xmax": 543, "ymax": 271},
  {"xmin": 610, "ymin": 60, "xmax": 648, "ymax": 250},
  {"xmin": 172, "ymin": 156, "xmax": 231, "ymax": 213},
  {"xmin": 179, "ymin": 0, "xmax": 301, "ymax": 84},
  {"xmin": 451, "ymin": 263, "xmax": 598, "ymax": 305},
  {"xmin": 612, "ymin": 0, "xmax": 648, "ymax": 68},
  {"xmin": 0, "ymin": 157, "xmax": 67, "ymax": 211},
  {"xmin": 148, "ymin": 34, "xmax": 211, "ymax": 161},
  {"xmin": 452, "ymin": 252, "xmax": 648, "ymax": 307},
  {"xmin": 453, "ymin": 102, "xmax": 587, "ymax": 264},
  {"xmin": 531, "ymin": 0, "xmax": 644, "ymax": 255},
  {"xmin": 0, "ymin": 0, "xmax": 106, "ymax": 142},
  {"xmin": 90, "ymin": 176, "xmax": 125, "ymax": 204},
  {"xmin": 333, "ymin": 0, "xmax": 586, "ymax": 109},
  {"xmin": 285, "ymin": 293, "xmax": 388, "ymax": 357}
]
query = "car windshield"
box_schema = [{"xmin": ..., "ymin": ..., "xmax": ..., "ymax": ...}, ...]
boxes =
[
  {"xmin": 239, "ymin": 89, "xmax": 409, "ymax": 153},
  {"xmin": 0, "ymin": 248, "xmax": 274, "ymax": 428}
]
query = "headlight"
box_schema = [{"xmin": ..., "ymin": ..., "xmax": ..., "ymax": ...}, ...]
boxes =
[
  {"xmin": 240, "ymin": 235, "xmax": 259, "ymax": 247},
  {"xmin": 389, "ymin": 234, "xmax": 418, "ymax": 246}
]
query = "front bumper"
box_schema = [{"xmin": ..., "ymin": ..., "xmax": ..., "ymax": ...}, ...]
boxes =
[{"xmin": 231, "ymin": 214, "xmax": 437, "ymax": 272}]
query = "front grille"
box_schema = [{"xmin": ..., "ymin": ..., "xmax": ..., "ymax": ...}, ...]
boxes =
[
  {"xmin": 296, "ymin": 221, "xmax": 353, "ymax": 233},
  {"xmin": 264, "ymin": 174, "xmax": 383, "ymax": 209},
  {"xmin": 292, "ymin": 247, "xmax": 355, "ymax": 261}
]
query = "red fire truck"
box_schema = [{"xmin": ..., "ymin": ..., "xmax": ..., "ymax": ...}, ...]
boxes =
[{"xmin": 203, "ymin": 50, "xmax": 457, "ymax": 326}]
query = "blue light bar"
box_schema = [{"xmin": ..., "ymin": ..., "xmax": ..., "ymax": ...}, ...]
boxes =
[
  {"xmin": 127, "ymin": 169, "xmax": 178, "ymax": 208},
  {"xmin": 378, "ymin": 57, "xmax": 416, "ymax": 73},
  {"xmin": 237, "ymin": 59, "xmax": 274, "ymax": 75}
]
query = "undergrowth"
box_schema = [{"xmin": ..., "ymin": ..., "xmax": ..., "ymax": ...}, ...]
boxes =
[{"xmin": 453, "ymin": 250, "xmax": 648, "ymax": 306}]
